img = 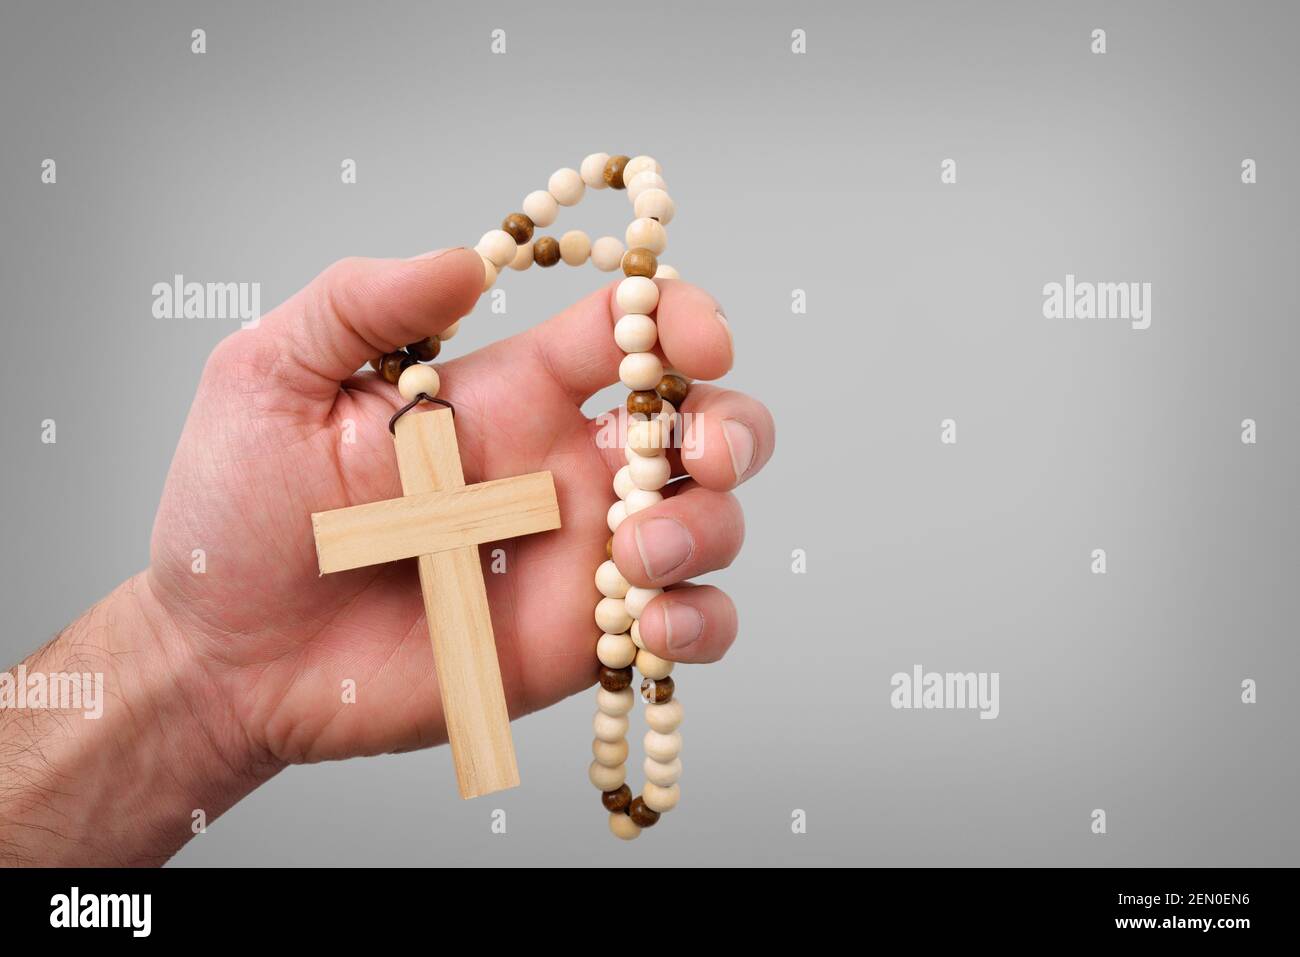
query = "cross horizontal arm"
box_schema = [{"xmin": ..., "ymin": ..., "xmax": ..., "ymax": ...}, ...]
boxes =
[{"xmin": 312, "ymin": 471, "xmax": 560, "ymax": 575}]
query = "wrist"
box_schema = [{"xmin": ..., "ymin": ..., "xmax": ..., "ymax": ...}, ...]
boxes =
[{"xmin": 0, "ymin": 574, "xmax": 281, "ymax": 866}]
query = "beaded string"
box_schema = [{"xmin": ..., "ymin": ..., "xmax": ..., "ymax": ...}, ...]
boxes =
[{"xmin": 372, "ymin": 154, "xmax": 687, "ymax": 841}]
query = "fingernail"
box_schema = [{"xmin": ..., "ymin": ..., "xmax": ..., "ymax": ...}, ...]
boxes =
[
  {"xmin": 715, "ymin": 310, "xmax": 734, "ymax": 361},
  {"xmin": 722, "ymin": 418, "xmax": 756, "ymax": 482},
  {"xmin": 634, "ymin": 517, "xmax": 694, "ymax": 579},
  {"xmin": 663, "ymin": 602, "xmax": 704, "ymax": 652}
]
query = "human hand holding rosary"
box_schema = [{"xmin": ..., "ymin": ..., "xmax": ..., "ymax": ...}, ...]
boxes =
[{"xmin": 0, "ymin": 154, "xmax": 775, "ymax": 863}]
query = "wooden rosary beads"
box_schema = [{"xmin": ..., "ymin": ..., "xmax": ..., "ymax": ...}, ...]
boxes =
[{"xmin": 371, "ymin": 154, "xmax": 687, "ymax": 840}]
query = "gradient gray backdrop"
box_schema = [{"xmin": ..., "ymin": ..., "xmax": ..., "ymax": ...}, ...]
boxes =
[{"xmin": 2, "ymin": 0, "xmax": 1297, "ymax": 866}]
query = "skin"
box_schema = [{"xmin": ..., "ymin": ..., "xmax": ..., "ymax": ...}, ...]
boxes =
[{"xmin": 0, "ymin": 248, "xmax": 775, "ymax": 865}]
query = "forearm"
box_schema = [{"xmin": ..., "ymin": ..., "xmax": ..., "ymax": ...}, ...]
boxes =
[{"xmin": 0, "ymin": 574, "xmax": 279, "ymax": 866}]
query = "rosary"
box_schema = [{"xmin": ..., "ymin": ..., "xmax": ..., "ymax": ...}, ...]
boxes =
[{"xmin": 311, "ymin": 154, "xmax": 687, "ymax": 840}]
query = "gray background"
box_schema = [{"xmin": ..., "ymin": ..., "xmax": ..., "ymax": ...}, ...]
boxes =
[{"xmin": 2, "ymin": 0, "xmax": 1296, "ymax": 866}]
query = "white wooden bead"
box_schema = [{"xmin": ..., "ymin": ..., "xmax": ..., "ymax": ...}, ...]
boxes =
[
  {"xmin": 588, "ymin": 760, "xmax": 625, "ymax": 791},
  {"xmin": 627, "ymin": 170, "xmax": 667, "ymax": 203},
  {"xmin": 596, "ymin": 632, "xmax": 637, "ymax": 669},
  {"xmin": 624, "ymin": 488, "xmax": 662, "ymax": 515},
  {"xmin": 509, "ymin": 241, "xmax": 533, "ymax": 271},
  {"xmin": 623, "ymin": 155, "xmax": 661, "ymax": 184},
  {"xmin": 475, "ymin": 229, "xmax": 517, "ymax": 268},
  {"xmin": 440, "ymin": 319, "xmax": 461, "ymax": 340},
  {"xmin": 644, "ymin": 729, "xmax": 682, "ymax": 763},
  {"xmin": 478, "ymin": 254, "xmax": 498, "ymax": 292},
  {"xmin": 616, "ymin": 276, "xmax": 660, "ymax": 315},
  {"xmin": 521, "ymin": 189, "xmax": 558, "ymax": 227},
  {"xmin": 559, "ymin": 229, "xmax": 591, "ymax": 266},
  {"xmin": 636, "ymin": 647, "xmax": 673, "ymax": 679},
  {"xmin": 642, "ymin": 781, "xmax": 680, "ymax": 813},
  {"xmin": 625, "ymin": 218, "xmax": 667, "ymax": 255},
  {"xmin": 628, "ymin": 451, "xmax": 671, "ymax": 490},
  {"xmin": 624, "ymin": 586, "xmax": 662, "ymax": 620},
  {"xmin": 397, "ymin": 363, "xmax": 441, "ymax": 401},
  {"xmin": 629, "ymin": 619, "xmax": 644, "ymax": 649},
  {"xmin": 597, "ymin": 686, "xmax": 635, "ymax": 717},
  {"xmin": 627, "ymin": 415, "xmax": 670, "ymax": 455},
  {"xmin": 634, "ymin": 188, "xmax": 676, "ymax": 225},
  {"xmin": 624, "ymin": 443, "xmax": 643, "ymax": 466},
  {"xmin": 592, "ymin": 737, "xmax": 628, "ymax": 767},
  {"xmin": 547, "ymin": 167, "xmax": 585, "ymax": 206},
  {"xmin": 593, "ymin": 711, "xmax": 628, "ymax": 743},
  {"xmin": 609, "ymin": 812, "xmax": 641, "ymax": 840},
  {"xmin": 644, "ymin": 756, "xmax": 682, "ymax": 787},
  {"xmin": 594, "ymin": 596, "xmax": 632, "ymax": 634},
  {"xmin": 645, "ymin": 698, "xmax": 683, "ymax": 733},
  {"xmin": 618, "ymin": 350, "xmax": 663, "ymax": 390},
  {"xmin": 654, "ymin": 263, "xmax": 679, "ymax": 280},
  {"xmin": 613, "ymin": 465, "xmax": 635, "ymax": 500},
  {"xmin": 595, "ymin": 559, "xmax": 630, "ymax": 598},
  {"xmin": 606, "ymin": 499, "xmax": 628, "ymax": 532},
  {"xmin": 613, "ymin": 313, "xmax": 657, "ymax": 353},
  {"xmin": 591, "ymin": 236, "xmax": 625, "ymax": 271},
  {"xmin": 581, "ymin": 152, "xmax": 611, "ymax": 189}
]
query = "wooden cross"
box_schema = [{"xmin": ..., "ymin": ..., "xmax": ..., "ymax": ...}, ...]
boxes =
[{"xmin": 310, "ymin": 407, "xmax": 561, "ymax": 798}]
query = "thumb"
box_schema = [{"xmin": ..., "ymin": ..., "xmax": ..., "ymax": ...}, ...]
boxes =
[{"xmin": 236, "ymin": 248, "xmax": 483, "ymax": 406}]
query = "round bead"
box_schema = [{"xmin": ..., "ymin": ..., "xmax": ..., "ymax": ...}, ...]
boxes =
[
  {"xmin": 613, "ymin": 465, "xmax": 635, "ymax": 500},
  {"xmin": 606, "ymin": 499, "xmax": 628, "ymax": 532},
  {"xmin": 656, "ymin": 373, "xmax": 689, "ymax": 406},
  {"xmin": 642, "ymin": 781, "xmax": 680, "ymax": 813},
  {"xmin": 559, "ymin": 229, "xmax": 591, "ymax": 266},
  {"xmin": 645, "ymin": 698, "xmax": 683, "ymax": 733},
  {"xmin": 614, "ymin": 314, "xmax": 658, "ymax": 353},
  {"xmin": 593, "ymin": 737, "xmax": 628, "ymax": 767},
  {"xmin": 597, "ymin": 686, "xmax": 634, "ymax": 715},
  {"xmin": 581, "ymin": 152, "xmax": 611, "ymax": 189},
  {"xmin": 643, "ymin": 730, "xmax": 681, "ymax": 763},
  {"xmin": 628, "ymin": 796, "xmax": 660, "ymax": 828},
  {"xmin": 615, "ymin": 276, "xmax": 660, "ymax": 315},
  {"xmin": 533, "ymin": 236, "xmax": 561, "ymax": 267},
  {"xmin": 654, "ymin": 263, "xmax": 679, "ymax": 280},
  {"xmin": 623, "ymin": 155, "xmax": 661, "ymax": 183},
  {"xmin": 380, "ymin": 351, "xmax": 415, "ymax": 384},
  {"xmin": 630, "ymin": 619, "xmax": 644, "ymax": 649},
  {"xmin": 603, "ymin": 155, "xmax": 631, "ymax": 189},
  {"xmin": 397, "ymin": 363, "xmax": 441, "ymax": 402},
  {"xmin": 625, "ymin": 218, "xmax": 667, "ymax": 255},
  {"xmin": 440, "ymin": 320, "xmax": 460, "ymax": 341},
  {"xmin": 475, "ymin": 229, "xmax": 517, "ymax": 268},
  {"xmin": 596, "ymin": 632, "xmax": 637, "ymax": 669},
  {"xmin": 619, "ymin": 351, "xmax": 663, "ymax": 390},
  {"xmin": 601, "ymin": 783, "xmax": 632, "ymax": 812},
  {"xmin": 595, "ymin": 559, "xmax": 629, "ymax": 599},
  {"xmin": 641, "ymin": 674, "xmax": 674, "ymax": 704},
  {"xmin": 405, "ymin": 336, "xmax": 440, "ymax": 361},
  {"xmin": 593, "ymin": 711, "xmax": 628, "ymax": 743},
  {"xmin": 590, "ymin": 236, "xmax": 625, "ymax": 272},
  {"xmin": 478, "ymin": 254, "xmax": 498, "ymax": 291},
  {"xmin": 547, "ymin": 167, "xmax": 585, "ymax": 206},
  {"xmin": 626, "ymin": 388, "xmax": 663, "ymax": 416},
  {"xmin": 594, "ymin": 597, "xmax": 632, "ymax": 635},
  {"xmin": 626, "ymin": 170, "xmax": 667, "ymax": 203},
  {"xmin": 625, "ymin": 488, "xmax": 662, "ymax": 515},
  {"xmin": 589, "ymin": 760, "xmax": 625, "ymax": 791},
  {"xmin": 521, "ymin": 189, "xmax": 558, "ymax": 227},
  {"xmin": 627, "ymin": 415, "xmax": 670, "ymax": 455},
  {"xmin": 625, "ymin": 586, "xmax": 662, "ymax": 620},
  {"xmin": 598, "ymin": 665, "xmax": 633, "ymax": 692},
  {"xmin": 621, "ymin": 247, "xmax": 659, "ymax": 279},
  {"xmin": 644, "ymin": 756, "xmax": 682, "ymax": 787},
  {"xmin": 636, "ymin": 648, "xmax": 673, "ymax": 680},
  {"xmin": 501, "ymin": 212, "xmax": 534, "ymax": 244},
  {"xmin": 608, "ymin": 812, "xmax": 641, "ymax": 841},
  {"xmin": 628, "ymin": 453, "xmax": 671, "ymax": 491},
  {"xmin": 634, "ymin": 188, "xmax": 675, "ymax": 225},
  {"xmin": 509, "ymin": 241, "xmax": 533, "ymax": 271}
]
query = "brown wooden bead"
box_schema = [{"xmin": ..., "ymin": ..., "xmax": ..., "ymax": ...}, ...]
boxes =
[
  {"xmin": 533, "ymin": 236, "xmax": 561, "ymax": 267},
  {"xmin": 628, "ymin": 796, "xmax": 660, "ymax": 828},
  {"xmin": 641, "ymin": 674, "xmax": 675, "ymax": 704},
  {"xmin": 368, "ymin": 356, "xmax": 384, "ymax": 372},
  {"xmin": 605, "ymin": 535, "xmax": 615, "ymax": 559},
  {"xmin": 601, "ymin": 784, "xmax": 632, "ymax": 813},
  {"xmin": 627, "ymin": 390, "xmax": 663, "ymax": 417},
  {"xmin": 405, "ymin": 337, "xmax": 441, "ymax": 362},
  {"xmin": 380, "ymin": 351, "xmax": 415, "ymax": 384},
  {"xmin": 603, "ymin": 155, "xmax": 631, "ymax": 189},
  {"xmin": 622, "ymin": 247, "xmax": 658, "ymax": 279},
  {"xmin": 656, "ymin": 374, "xmax": 689, "ymax": 407},
  {"xmin": 502, "ymin": 212, "xmax": 534, "ymax": 244},
  {"xmin": 599, "ymin": 665, "xmax": 633, "ymax": 692}
]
